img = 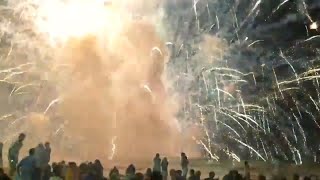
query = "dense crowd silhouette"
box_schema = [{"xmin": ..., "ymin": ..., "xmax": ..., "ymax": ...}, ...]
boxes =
[{"xmin": 0, "ymin": 133, "xmax": 318, "ymax": 180}]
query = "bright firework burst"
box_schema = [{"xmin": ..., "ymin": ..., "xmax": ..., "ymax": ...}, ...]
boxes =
[{"xmin": 1, "ymin": 0, "xmax": 320, "ymax": 164}]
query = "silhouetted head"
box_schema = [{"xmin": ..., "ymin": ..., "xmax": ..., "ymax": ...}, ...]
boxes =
[
  {"xmin": 258, "ymin": 174, "xmax": 266, "ymax": 180},
  {"xmin": 38, "ymin": 143, "xmax": 44, "ymax": 149},
  {"xmin": 293, "ymin": 174, "xmax": 299, "ymax": 180},
  {"xmin": 304, "ymin": 176, "xmax": 311, "ymax": 180},
  {"xmin": 209, "ymin": 171, "xmax": 215, "ymax": 178},
  {"xmin": 181, "ymin": 152, "xmax": 185, "ymax": 157},
  {"xmin": 94, "ymin": 159, "xmax": 102, "ymax": 165},
  {"xmin": 169, "ymin": 169, "xmax": 175, "ymax": 177},
  {"xmin": 189, "ymin": 169, "xmax": 195, "ymax": 176},
  {"xmin": 146, "ymin": 168, "xmax": 152, "ymax": 176},
  {"xmin": 18, "ymin": 133, "xmax": 26, "ymax": 142},
  {"xmin": 195, "ymin": 171, "xmax": 201, "ymax": 177},
  {"xmin": 151, "ymin": 171, "xmax": 162, "ymax": 180},
  {"xmin": 156, "ymin": 153, "xmax": 160, "ymax": 158},
  {"xmin": 45, "ymin": 142, "xmax": 50, "ymax": 148},
  {"xmin": 136, "ymin": 172, "xmax": 144, "ymax": 180},
  {"xmin": 176, "ymin": 170, "xmax": 182, "ymax": 176},
  {"xmin": 29, "ymin": 148, "xmax": 35, "ymax": 156},
  {"xmin": 244, "ymin": 161, "xmax": 248, "ymax": 166}
]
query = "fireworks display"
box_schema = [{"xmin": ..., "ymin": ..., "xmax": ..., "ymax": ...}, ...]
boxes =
[{"xmin": 0, "ymin": 0, "xmax": 320, "ymax": 164}]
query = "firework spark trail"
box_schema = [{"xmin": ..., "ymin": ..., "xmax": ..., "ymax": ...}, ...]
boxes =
[
  {"xmin": 108, "ymin": 136, "xmax": 117, "ymax": 160},
  {"xmin": 216, "ymin": 120, "xmax": 240, "ymax": 138},
  {"xmin": 196, "ymin": 104, "xmax": 213, "ymax": 159},
  {"xmin": 273, "ymin": 68, "xmax": 285, "ymax": 99},
  {"xmin": 271, "ymin": 0, "xmax": 290, "ymax": 15},
  {"xmin": 232, "ymin": 136, "xmax": 266, "ymax": 161},
  {"xmin": 291, "ymin": 121, "xmax": 298, "ymax": 143},
  {"xmin": 192, "ymin": 136, "xmax": 219, "ymax": 161},
  {"xmin": 44, "ymin": 98, "xmax": 60, "ymax": 115},
  {"xmin": 0, "ymin": 114, "xmax": 14, "ymax": 121},
  {"xmin": 279, "ymin": 50, "xmax": 300, "ymax": 85},
  {"xmin": 260, "ymin": 138, "xmax": 268, "ymax": 160},
  {"xmin": 222, "ymin": 108, "xmax": 262, "ymax": 129},
  {"xmin": 11, "ymin": 83, "xmax": 40, "ymax": 95},
  {"xmin": 292, "ymin": 112, "xmax": 307, "ymax": 148},
  {"xmin": 305, "ymin": 109, "xmax": 320, "ymax": 129},
  {"xmin": 218, "ymin": 110, "xmax": 246, "ymax": 132}
]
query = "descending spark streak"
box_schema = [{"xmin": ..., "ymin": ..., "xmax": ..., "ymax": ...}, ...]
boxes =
[
  {"xmin": 12, "ymin": 83, "xmax": 40, "ymax": 95},
  {"xmin": 260, "ymin": 138, "xmax": 268, "ymax": 160},
  {"xmin": 232, "ymin": 137, "xmax": 266, "ymax": 161},
  {"xmin": 108, "ymin": 136, "xmax": 117, "ymax": 160},
  {"xmin": 215, "ymin": 15, "xmax": 220, "ymax": 30},
  {"xmin": 223, "ymin": 108, "xmax": 261, "ymax": 129},
  {"xmin": 0, "ymin": 114, "xmax": 13, "ymax": 121},
  {"xmin": 248, "ymin": 0, "xmax": 261, "ymax": 17},
  {"xmin": 192, "ymin": 136, "xmax": 219, "ymax": 161},
  {"xmin": 192, "ymin": 0, "xmax": 200, "ymax": 31},
  {"xmin": 271, "ymin": 0, "xmax": 290, "ymax": 15},
  {"xmin": 305, "ymin": 110, "xmax": 320, "ymax": 129},
  {"xmin": 218, "ymin": 110, "xmax": 246, "ymax": 132},
  {"xmin": 291, "ymin": 121, "xmax": 298, "ymax": 143},
  {"xmin": 273, "ymin": 68, "xmax": 284, "ymax": 99},
  {"xmin": 303, "ymin": 35, "xmax": 320, "ymax": 42},
  {"xmin": 9, "ymin": 116, "xmax": 27, "ymax": 126},
  {"xmin": 292, "ymin": 112, "xmax": 307, "ymax": 147},
  {"xmin": 279, "ymin": 50, "xmax": 300, "ymax": 85},
  {"xmin": 197, "ymin": 106, "xmax": 212, "ymax": 157},
  {"xmin": 44, "ymin": 98, "xmax": 60, "ymax": 114},
  {"xmin": 216, "ymin": 120, "xmax": 241, "ymax": 137},
  {"xmin": 248, "ymin": 40, "xmax": 264, "ymax": 47}
]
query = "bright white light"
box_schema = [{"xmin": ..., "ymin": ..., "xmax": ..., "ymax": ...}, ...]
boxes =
[
  {"xmin": 310, "ymin": 22, "xmax": 318, "ymax": 30},
  {"xmin": 34, "ymin": 0, "xmax": 120, "ymax": 41}
]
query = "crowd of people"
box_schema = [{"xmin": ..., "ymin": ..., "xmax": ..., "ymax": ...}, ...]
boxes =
[{"xmin": 0, "ymin": 133, "xmax": 319, "ymax": 180}]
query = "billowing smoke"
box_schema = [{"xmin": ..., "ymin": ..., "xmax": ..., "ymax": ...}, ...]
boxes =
[{"xmin": 0, "ymin": 0, "xmax": 199, "ymax": 163}]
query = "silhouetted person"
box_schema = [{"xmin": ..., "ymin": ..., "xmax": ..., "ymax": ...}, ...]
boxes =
[
  {"xmin": 180, "ymin": 153, "xmax": 189, "ymax": 178},
  {"xmin": 110, "ymin": 166, "xmax": 120, "ymax": 180},
  {"xmin": 8, "ymin": 133, "xmax": 26, "ymax": 176},
  {"xmin": 126, "ymin": 164, "xmax": 136, "ymax": 180},
  {"xmin": 35, "ymin": 143, "xmax": 46, "ymax": 179},
  {"xmin": 176, "ymin": 170, "xmax": 184, "ymax": 180},
  {"xmin": 0, "ymin": 142, "xmax": 3, "ymax": 168},
  {"xmin": 50, "ymin": 164, "xmax": 63, "ymax": 180},
  {"xmin": 161, "ymin": 157, "xmax": 169, "ymax": 180},
  {"xmin": 169, "ymin": 169, "xmax": 176, "ymax": 180},
  {"xmin": 223, "ymin": 170, "xmax": 242, "ymax": 180},
  {"xmin": 188, "ymin": 169, "xmax": 196, "ymax": 180},
  {"xmin": 195, "ymin": 171, "xmax": 201, "ymax": 180},
  {"xmin": 44, "ymin": 142, "xmax": 51, "ymax": 165},
  {"xmin": 17, "ymin": 148, "xmax": 36, "ymax": 180},
  {"xmin": 145, "ymin": 168, "xmax": 153, "ymax": 180},
  {"xmin": 42, "ymin": 164, "xmax": 51, "ymax": 180},
  {"xmin": 152, "ymin": 171, "xmax": 163, "ymax": 180},
  {"xmin": 0, "ymin": 168, "xmax": 11, "ymax": 180},
  {"xmin": 153, "ymin": 153, "xmax": 161, "ymax": 173},
  {"xmin": 258, "ymin": 174, "xmax": 266, "ymax": 180},
  {"xmin": 93, "ymin": 159, "xmax": 103, "ymax": 179},
  {"xmin": 135, "ymin": 172, "xmax": 144, "ymax": 180},
  {"xmin": 204, "ymin": 171, "xmax": 218, "ymax": 180},
  {"xmin": 244, "ymin": 161, "xmax": 250, "ymax": 180}
]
